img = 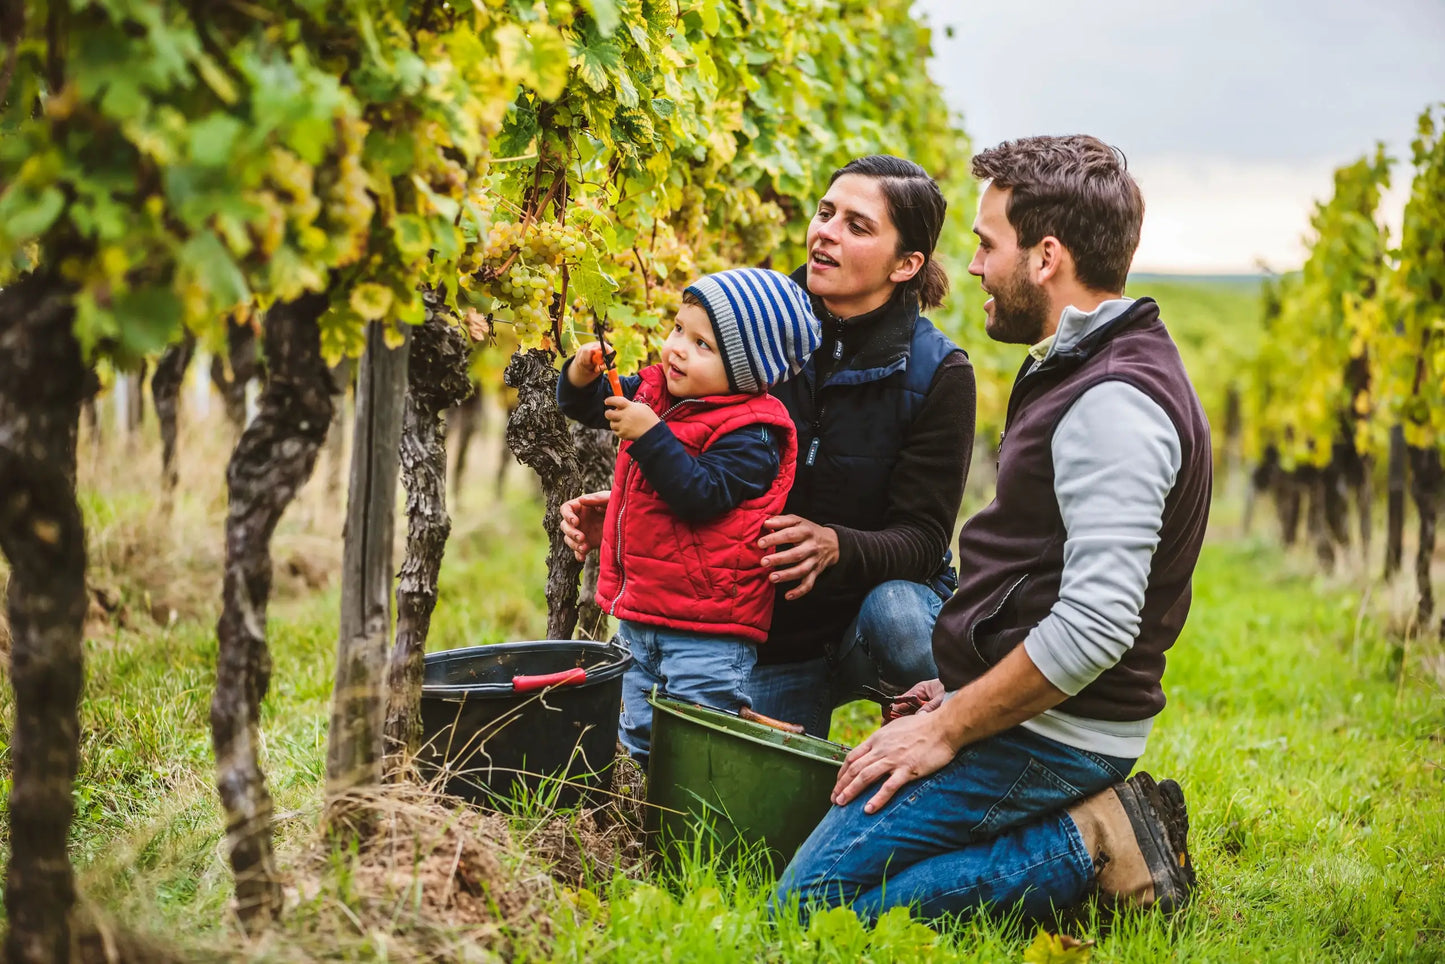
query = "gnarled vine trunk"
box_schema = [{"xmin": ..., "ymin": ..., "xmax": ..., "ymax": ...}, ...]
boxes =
[
  {"xmin": 504, "ymin": 349, "xmax": 583, "ymax": 641},
  {"xmin": 1384, "ymin": 426, "xmax": 1408, "ymax": 579},
  {"xmin": 0, "ymin": 273, "xmax": 89, "ymax": 964},
  {"xmin": 152, "ymin": 329, "xmax": 196, "ymax": 501},
  {"xmin": 571, "ymin": 422, "xmax": 616, "ymax": 641},
  {"xmin": 210, "ymin": 314, "xmax": 262, "ymax": 432},
  {"xmin": 1305, "ymin": 467, "xmax": 1336, "ymax": 573},
  {"xmin": 384, "ymin": 308, "xmax": 473, "ymax": 765},
  {"xmin": 211, "ymin": 293, "xmax": 334, "ymax": 929},
  {"xmin": 447, "ymin": 388, "xmax": 482, "ymax": 505},
  {"xmin": 1407, "ymin": 446, "xmax": 1442, "ymax": 635}
]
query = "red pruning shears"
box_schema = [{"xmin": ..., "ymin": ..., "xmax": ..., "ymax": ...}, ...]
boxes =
[
  {"xmin": 590, "ymin": 315, "xmax": 624, "ymax": 397},
  {"xmin": 858, "ymin": 684, "xmax": 927, "ymax": 722}
]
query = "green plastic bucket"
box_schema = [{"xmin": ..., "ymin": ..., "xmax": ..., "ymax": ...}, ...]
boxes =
[{"xmin": 645, "ymin": 695, "xmax": 851, "ymax": 875}]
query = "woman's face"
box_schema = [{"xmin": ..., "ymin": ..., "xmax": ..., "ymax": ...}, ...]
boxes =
[{"xmin": 806, "ymin": 174, "xmax": 915, "ymax": 317}]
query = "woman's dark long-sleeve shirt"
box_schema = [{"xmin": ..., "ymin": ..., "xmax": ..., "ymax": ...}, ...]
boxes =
[{"xmin": 556, "ymin": 361, "xmax": 781, "ymax": 523}]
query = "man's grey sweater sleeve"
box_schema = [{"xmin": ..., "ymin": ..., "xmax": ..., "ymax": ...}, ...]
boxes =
[{"xmin": 1023, "ymin": 381, "xmax": 1182, "ymax": 695}]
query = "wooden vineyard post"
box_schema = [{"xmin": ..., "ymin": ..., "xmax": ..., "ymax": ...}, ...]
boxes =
[{"xmin": 325, "ymin": 321, "xmax": 410, "ymax": 827}]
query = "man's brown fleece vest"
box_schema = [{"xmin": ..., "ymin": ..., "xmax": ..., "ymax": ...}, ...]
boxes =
[{"xmin": 933, "ymin": 298, "xmax": 1212, "ymax": 721}]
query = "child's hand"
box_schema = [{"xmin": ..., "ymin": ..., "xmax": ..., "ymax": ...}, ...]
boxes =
[
  {"xmin": 567, "ymin": 341, "xmax": 605, "ymax": 388},
  {"xmin": 604, "ymin": 396, "xmax": 660, "ymax": 441}
]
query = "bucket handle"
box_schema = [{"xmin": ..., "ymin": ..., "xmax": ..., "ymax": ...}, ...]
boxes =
[
  {"xmin": 739, "ymin": 706, "xmax": 806, "ymax": 735},
  {"xmin": 512, "ymin": 667, "xmax": 588, "ymax": 692}
]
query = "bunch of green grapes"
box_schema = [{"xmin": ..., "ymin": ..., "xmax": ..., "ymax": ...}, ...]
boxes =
[{"xmin": 463, "ymin": 216, "xmax": 589, "ymax": 345}]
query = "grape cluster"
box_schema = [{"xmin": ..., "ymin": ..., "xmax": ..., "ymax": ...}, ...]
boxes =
[{"xmin": 461, "ymin": 218, "xmax": 589, "ymax": 344}]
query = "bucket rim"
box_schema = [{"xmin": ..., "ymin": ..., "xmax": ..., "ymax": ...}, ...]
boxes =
[
  {"xmin": 422, "ymin": 639, "xmax": 631, "ymax": 699},
  {"xmin": 648, "ymin": 694, "xmax": 851, "ymax": 766}
]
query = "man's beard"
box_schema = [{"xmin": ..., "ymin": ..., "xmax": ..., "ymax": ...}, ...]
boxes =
[{"xmin": 985, "ymin": 258, "xmax": 1051, "ymax": 345}]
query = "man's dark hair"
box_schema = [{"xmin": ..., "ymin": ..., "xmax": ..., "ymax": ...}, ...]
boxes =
[
  {"xmin": 830, "ymin": 155, "xmax": 949, "ymax": 310},
  {"xmin": 970, "ymin": 136, "xmax": 1143, "ymax": 293}
]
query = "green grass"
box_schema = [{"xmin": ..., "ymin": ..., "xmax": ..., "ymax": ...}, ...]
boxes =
[{"xmin": 2, "ymin": 459, "xmax": 1444, "ymax": 960}]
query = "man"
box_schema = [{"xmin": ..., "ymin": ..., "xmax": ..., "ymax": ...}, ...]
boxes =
[{"xmin": 776, "ymin": 135, "xmax": 1211, "ymax": 922}]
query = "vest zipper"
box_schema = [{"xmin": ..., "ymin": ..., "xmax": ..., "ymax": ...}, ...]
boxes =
[
  {"xmin": 805, "ymin": 318, "xmax": 844, "ymax": 468},
  {"xmin": 608, "ymin": 397, "xmax": 700, "ymax": 615},
  {"xmin": 969, "ymin": 573, "xmax": 1028, "ymax": 654}
]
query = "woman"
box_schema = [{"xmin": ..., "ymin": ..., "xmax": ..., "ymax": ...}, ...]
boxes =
[{"xmin": 561, "ymin": 155, "xmax": 976, "ymax": 736}]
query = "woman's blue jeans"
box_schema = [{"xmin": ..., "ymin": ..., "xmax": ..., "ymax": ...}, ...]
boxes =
[
  {"xmin": 774, "ymin": 725, "xmax": 1135, "ymax": 923},
  {"xmin": 746, "ymin": 580, "xmax": 944, "ymax": 737}
]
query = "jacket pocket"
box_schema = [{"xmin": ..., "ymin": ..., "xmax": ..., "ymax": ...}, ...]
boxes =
[{"xmin": 969, "ymin": 573, "xmax": 1028, "ymax": 665}]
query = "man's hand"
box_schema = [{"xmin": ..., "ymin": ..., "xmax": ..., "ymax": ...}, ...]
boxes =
[
  {"xmin": 895, "ymin": 678, "xmax": 947, "ymax": 716},
  {"xmin": 831, "ymin": 710, "xmax": 960, "ymax": 814},
  {"xmin": 604, "ymin": 396, "xmax": 660, "ymax": 441},
  {"xmin": 758, "ymin": 515, "xmax": 840, "ymax": 600},
  {"xmin": 560, "ymin": 490, "xmax": 611, "ymax": 561}
]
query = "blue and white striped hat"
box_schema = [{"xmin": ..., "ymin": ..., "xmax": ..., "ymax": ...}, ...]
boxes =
[{"xmin": 684, "ymin": 268, "xmax": 821, "ymax": 394}]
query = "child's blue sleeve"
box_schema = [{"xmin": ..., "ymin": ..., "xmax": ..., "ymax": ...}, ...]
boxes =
[
  {"xmin": 555, "ymin": 358, "xmax": 643, "ymax": 430},
  {"xmin": 626, "ymin": 422, "xmax": 782, "ymax": 523}
]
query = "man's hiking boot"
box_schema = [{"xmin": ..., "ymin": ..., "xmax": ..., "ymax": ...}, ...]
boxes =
[{"xmin": 1067, "ymin": 771, "xmax": 1195, "ymax": 913}]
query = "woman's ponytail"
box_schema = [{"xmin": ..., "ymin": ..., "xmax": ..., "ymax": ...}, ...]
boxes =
[{"xmin": 919, "ymin": 258, "xmax": 949, "ymax": 311}]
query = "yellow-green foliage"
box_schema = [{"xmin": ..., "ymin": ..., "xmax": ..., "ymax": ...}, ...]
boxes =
[
  {"xmin": 0, "ymin": 0, "xmax": 981, "ymax": 377},
  {"xmin": 1240, "ymin": 105, "xmax": 1445, "ymax": 466},
  {"xmin": 1374, "ymin": 105, "xmax": 1445, "ymax": 453},
  {"xmin": 1241, "ymin": 146, "xmax": 1391, "ymax": 469}
]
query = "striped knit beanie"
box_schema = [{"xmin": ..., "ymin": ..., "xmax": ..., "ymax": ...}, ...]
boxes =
[{"xmin": 683, "ymin": 268, "xmax": 821, "ymax": 394}]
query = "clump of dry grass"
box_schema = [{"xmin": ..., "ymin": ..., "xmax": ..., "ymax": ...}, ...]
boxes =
[{"xmin": 199, "ymin": 770, "xmax": 654, "ymax": 963}]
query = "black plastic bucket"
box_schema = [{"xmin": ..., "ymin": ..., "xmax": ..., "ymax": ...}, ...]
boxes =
[{"xmin": 417, "ymin": 640, "xmax": 631, "ymax": 810}]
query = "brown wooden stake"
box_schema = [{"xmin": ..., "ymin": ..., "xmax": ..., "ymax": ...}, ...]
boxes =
[
  {"xmin": 0, "ymin": 272, "xmax": 88, "ymax": 964},
  {"xmin": 326, "ymin": 321, "xmax": 409, "ymax": 825},
  {"xmin": 211, "ymin": 292, "xmax": 334, "ymax": 929},
  {"xmin": 384, "ymin": 303, "xmax": 473, "ymax": 766}
]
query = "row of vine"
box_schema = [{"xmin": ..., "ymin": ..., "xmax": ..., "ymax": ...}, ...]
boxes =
[
  {"xmin": 0, "ymin": 0, "xmax": 986, "ymax": 956},
  {"xmin": 1240, "ymin": 104, "xmax": 1444, "ymax": 634}
]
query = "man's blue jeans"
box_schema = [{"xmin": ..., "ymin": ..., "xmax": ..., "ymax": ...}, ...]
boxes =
[
  {"xmin": 615, "ymin": 619, "xmax": 756, "ymax": 765},
  {"xmin": 747, "ymin": 580, "xmax": 944, "ymax": 737},
  {"xmin": 775, "ymin": 725, "xmax": 1135, "ymax": 922}
]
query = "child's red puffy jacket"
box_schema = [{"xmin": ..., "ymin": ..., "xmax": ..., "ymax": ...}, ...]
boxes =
[{"xmin": 595, "ymin": 365, "xmax": 797, "ymax": 643}]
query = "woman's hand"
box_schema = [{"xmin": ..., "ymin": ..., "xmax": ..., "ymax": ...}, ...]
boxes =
[
  {"xmin": 567, "ymin": 341, "xmax": 606, "ymax": 388},
  {"xmin": 758, "ymin": 515, "xmax": 840, "ymax": 600},
  {"xmin": 560, "ymin": 490, "xmax": 611, "ymax": 561},
  {"xmin": 831, "ymin": 709, "xmax": 959, "ymax": 814},
  {"xmin": 604, "ymin": 396, "xmax": 660, "ymax": 441}
]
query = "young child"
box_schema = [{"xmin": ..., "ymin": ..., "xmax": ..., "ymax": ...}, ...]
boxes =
[{"xmin": 557, "ymin": 267, "xmax": 820, "ymax": 763}]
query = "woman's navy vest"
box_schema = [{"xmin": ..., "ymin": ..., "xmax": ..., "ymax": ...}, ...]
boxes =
[{"xmin": 765, "ymin": 298, "xmax": 962, "ymax": 662}]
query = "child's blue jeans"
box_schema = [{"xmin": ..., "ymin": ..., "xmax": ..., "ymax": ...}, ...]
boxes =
[{"xmin": 615, "ymin": 619, "xmax": 757, "ymax": 765}]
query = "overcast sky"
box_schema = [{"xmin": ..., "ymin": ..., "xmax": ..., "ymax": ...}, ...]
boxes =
[{"xmin": 914, "ymin": 0, "xmax": 1445, "ymax": 273}]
